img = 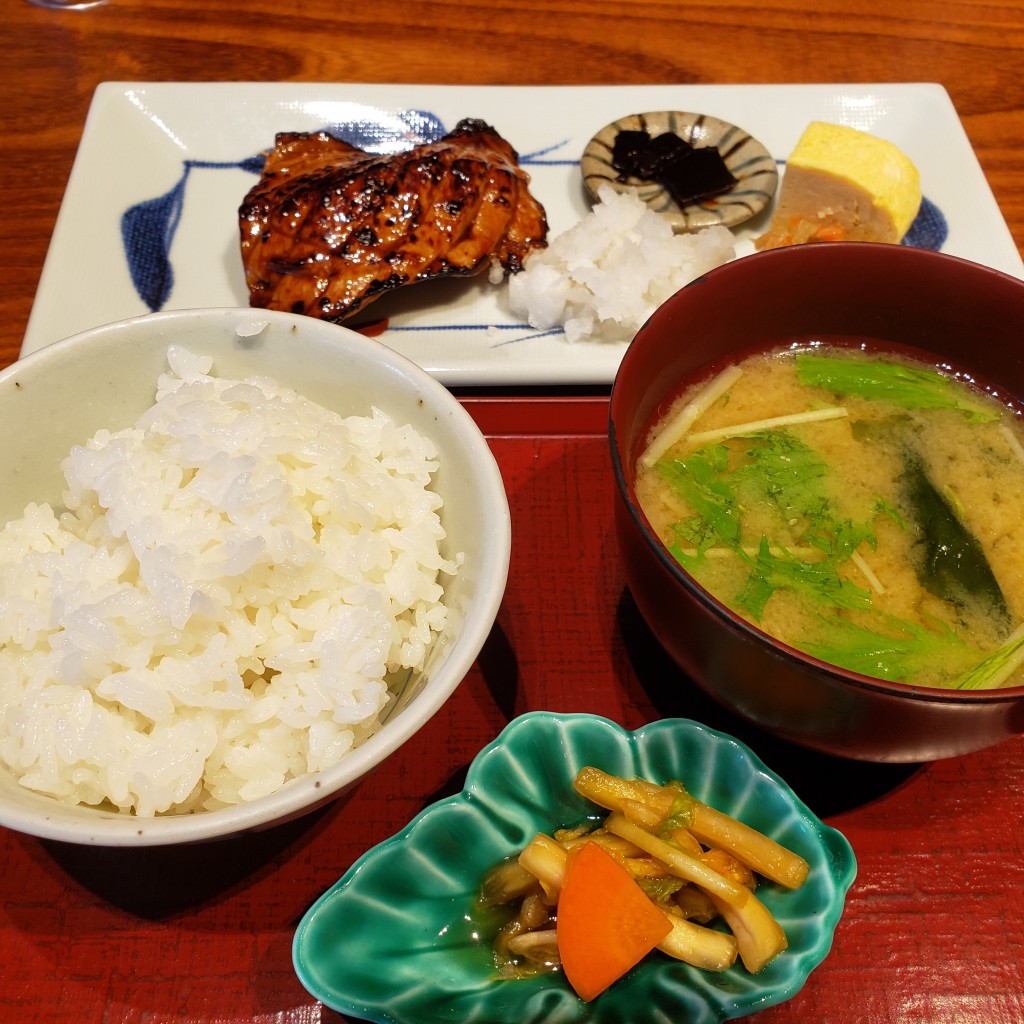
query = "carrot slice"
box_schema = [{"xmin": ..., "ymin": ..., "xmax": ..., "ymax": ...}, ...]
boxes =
[
  {"xmin": 556, "ymin": 840, "xmax": 672, "ymax": 1002},
  {"xmin": 811, "ymin": 224, "xmax": 847, "ymax": 242}
]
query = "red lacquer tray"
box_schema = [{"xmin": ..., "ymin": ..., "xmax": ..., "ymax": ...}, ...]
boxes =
[{"xmin": 2, "ymin": 396, "xmax": 1022, "ymax": 1023}]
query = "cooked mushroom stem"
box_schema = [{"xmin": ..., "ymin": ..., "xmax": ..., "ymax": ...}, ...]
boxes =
[
  {"xmin": 574, "ymin": 767, "xmax": 675, "ymax": 819},
  {"xmin": 481, "ymin": 857, "xmax": 543, "ymax": 904},
  {"xmin": 709, "ymin": 889, "xmax": 788, "ymax": 974},
  {"xmin": 657, "ymin": 913, "xmax": 738, "ymax": 972},
  {"xmin": 575, "ymin": 766, "xmax": 809, "ymax": 890},
  {"xmin": 603, "ymin": 812, "xmax": 749, "ymax": 909},
  {"xmin": 688, "ymin": 802, "xmax": 809, "ymax": 890},
  {"xmin": 517, "ymin": 833, "xmax": 568, "ymax": 902},
  {"xmin": 507, "ymin": 928, "xmax": 561, "ymax": 966}
]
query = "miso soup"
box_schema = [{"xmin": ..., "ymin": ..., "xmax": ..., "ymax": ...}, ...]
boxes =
[{"xmin": 635, "ymin": 345, "xmax": 1024, "ymax": 690}]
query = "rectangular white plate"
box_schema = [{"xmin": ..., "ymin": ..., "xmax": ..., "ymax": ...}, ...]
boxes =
[{"xmin": 22, "ymin": 82, "xmax": 1023, "ymax": 386}]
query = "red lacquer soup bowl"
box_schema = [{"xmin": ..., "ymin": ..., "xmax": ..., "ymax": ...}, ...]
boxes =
[{"xmin": 610, "ymin": 242, "xmax": 1024, "ymax": 762}]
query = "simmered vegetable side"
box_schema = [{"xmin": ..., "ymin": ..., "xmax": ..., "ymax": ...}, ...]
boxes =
[{"xmin": 480, "ymin": 767, "xmax": 809, "ymax": 1002}]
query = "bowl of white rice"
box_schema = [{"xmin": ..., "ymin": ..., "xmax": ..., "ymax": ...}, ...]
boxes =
[{"xmin": 0, "ymin": 307, "xmax": 510, "ymax": 845}]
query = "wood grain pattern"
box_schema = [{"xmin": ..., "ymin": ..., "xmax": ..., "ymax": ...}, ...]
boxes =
[{"xmin": 2, "ymin": 0, "xmax": 1024, "ymax": 367}]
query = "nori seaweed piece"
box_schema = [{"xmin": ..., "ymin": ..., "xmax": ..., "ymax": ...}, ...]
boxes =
[
  {"xmin": 661, "ymin": 146, "xmax": 738, "ymax": 206},
  {"xmin": 612, "ymin": 129, "xmax": 694, "ymax": 180},
  {"xmin": 610, "ymin": 128, "xmax": 737, "ymax": 205},
  {"xmin": 902, "ymin": 456, "xmax": 1010, "ymax": 625}
]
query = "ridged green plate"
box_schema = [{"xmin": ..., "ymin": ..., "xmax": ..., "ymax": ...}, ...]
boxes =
[{"xmin": 293, "ymin": 712, "xmax": 857, "ymax": 1024}]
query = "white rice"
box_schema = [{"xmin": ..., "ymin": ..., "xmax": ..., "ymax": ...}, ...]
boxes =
[
  {"xmin": 0, "ymin": 347, "xmax": 460, "ymax": 816},
  {"xmin": 506, "ymin": 183, "xmax": 736, "ymax": 344}
]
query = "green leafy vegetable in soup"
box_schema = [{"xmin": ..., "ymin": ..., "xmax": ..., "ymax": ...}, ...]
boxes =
[
  {"xmin": 794, "ymin": 351, "xmax": 1000, "ymax": 420},
  {"xmin": 636, "ymin": 347, "xmax": 1024, "ymax": 690}
]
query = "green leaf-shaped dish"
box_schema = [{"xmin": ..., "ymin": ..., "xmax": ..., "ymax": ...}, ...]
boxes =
[{"xmin": 293, "ymin": 712, "xmax": 856, "ymax": 1024}]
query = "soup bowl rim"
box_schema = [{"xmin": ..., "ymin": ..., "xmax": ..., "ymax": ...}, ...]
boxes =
[{"xmin": 610, "ymin": 247, "xmax": 1024, "ymax": 706}]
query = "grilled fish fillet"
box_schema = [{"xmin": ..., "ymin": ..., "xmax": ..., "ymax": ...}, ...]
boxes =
[{"xmin": 239, "ymin": 118, "xmax": 549, "ymax": 322}]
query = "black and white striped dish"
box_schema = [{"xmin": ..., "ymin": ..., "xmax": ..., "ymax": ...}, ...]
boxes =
[{"xmin": 581, "ymin": 110, "xmax": 779, "ymax": 232}]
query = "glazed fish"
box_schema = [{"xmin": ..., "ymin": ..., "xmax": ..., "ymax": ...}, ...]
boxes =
[{"xmin": 239, "ymin": 118, "xmax": 549, "ymax": 321}]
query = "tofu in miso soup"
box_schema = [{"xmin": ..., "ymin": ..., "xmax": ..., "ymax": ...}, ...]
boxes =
[{"xmin": 635, "ymin": 346, "xmax": 1024, "ymax": 690}]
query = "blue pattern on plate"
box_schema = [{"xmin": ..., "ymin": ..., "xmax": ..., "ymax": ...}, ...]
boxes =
[
  {"xmin": 119, "ymin": 109, "xmax": 949, "ymax": 317},
  {"xmin": 121, "ymin": 155, "xmax": 266, "ymax": 311},
  {"xmin": 902, "ymin": 196, "xmax": 948, "ymax": 250}
]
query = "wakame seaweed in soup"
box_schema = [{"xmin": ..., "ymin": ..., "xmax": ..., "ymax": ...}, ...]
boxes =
[{"xmin": 635, "ymin": 345, "xmax": 1024, "ymax": 691}]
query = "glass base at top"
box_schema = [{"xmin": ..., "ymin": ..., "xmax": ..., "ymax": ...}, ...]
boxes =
[{"xmin": 27, "ymin": 0, "xmax": 110, "ymax": 9}]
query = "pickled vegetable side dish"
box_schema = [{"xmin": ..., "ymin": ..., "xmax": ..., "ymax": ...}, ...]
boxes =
[{"xmin": 480, "ymin": 767, "xmax": 809, "ymax": 1002}]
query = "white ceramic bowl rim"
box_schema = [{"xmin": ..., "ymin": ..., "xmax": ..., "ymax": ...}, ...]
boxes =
[{"xmin": 0, "ymin": 307, "xmax": 511, "ymax": 845}]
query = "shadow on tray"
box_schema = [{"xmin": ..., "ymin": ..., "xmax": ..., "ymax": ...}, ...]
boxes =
[
  {"xmin": 42, "ymin": 620, "xmax": 524, "ymax": 920},
  {"xmin": 40, "ymin": 798, "xmax": 340, "ymax": 920},
  {"xmin": 616, "ymin": 589, "xmax": 921, "ymax": 819},
  {"xmin": 416, "ymin": 621, "xmax": 518, "ymax": 807}
]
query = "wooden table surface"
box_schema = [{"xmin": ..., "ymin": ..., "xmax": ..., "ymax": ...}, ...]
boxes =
[
  {"xmin": 3, "ymin": 2, "xmax": 1024, "ymax": 1022},
  {"xmin": 4, "ymin": 0, "xmax": 1024, "ymax": 368}
]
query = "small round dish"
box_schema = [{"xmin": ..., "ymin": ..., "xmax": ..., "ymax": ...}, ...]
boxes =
[
  {"xmin": 293, "ymin": 711, "xmax": 856, "ymax": 1024},
  {"xmin": 581, "ymin": 111, "xmax": 779, "ymax": 232}
]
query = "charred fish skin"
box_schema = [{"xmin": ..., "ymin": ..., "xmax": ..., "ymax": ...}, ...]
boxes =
[{"xmin": 239, "ymin": 118, "xmax": 549, "ymax": 322}]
